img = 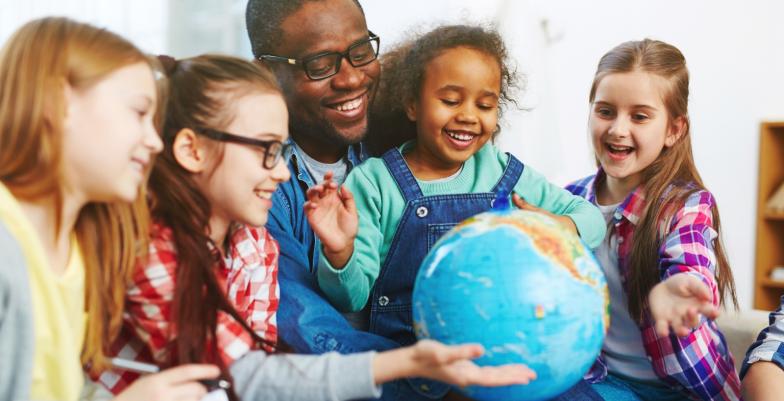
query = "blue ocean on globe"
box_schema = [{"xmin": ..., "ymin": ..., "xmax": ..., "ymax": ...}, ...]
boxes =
[{"xmin": 413, "ymin": 209, "xmax": 608, "ymax": 401}]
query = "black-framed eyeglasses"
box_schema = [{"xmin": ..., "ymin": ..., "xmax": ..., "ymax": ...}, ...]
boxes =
[
  {"xmin": 195, "ymin": 128, "xmax": 291, "ymax": 170},
  {"xmin": 259, "ymin": 31, "xmax": 380, "ymax": 81}
]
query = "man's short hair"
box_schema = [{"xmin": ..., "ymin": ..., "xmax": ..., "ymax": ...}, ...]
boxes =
[{"xmin": 245, "ymin": 0, "xmax": 364, "ymax": 59}]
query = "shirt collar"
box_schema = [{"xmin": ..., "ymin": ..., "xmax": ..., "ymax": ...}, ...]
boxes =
[
  {"xmin": 285, "ymin": 139, "xmax": 368, "ymax": 186},
  {"xmin": 588, "ymin": 168, "xmax": 646, "ymax": 226}
]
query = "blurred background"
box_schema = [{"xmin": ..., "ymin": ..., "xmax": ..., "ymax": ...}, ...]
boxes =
[{"xmin": 2, "ymin": 0, "xmax": 783, "ymax": 311}]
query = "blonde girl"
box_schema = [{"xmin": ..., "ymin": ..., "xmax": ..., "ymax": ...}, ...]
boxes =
[{"xmin": 0, "ymin": 17, "xmax": 218, "ymax": 401}]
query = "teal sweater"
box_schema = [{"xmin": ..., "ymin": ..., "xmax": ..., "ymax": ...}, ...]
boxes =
[{"xmin": 318, "ymin": 142, "xmax": 605, "ymax": 312}]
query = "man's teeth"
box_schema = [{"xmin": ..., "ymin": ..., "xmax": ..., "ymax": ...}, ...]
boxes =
[
  {"xmin": 447, "ymin": 131, "xmax": 474, "ymax": 141},
  {"xmin": 335, "ymin": 97, "xmax": 362, "ymax": 112}
]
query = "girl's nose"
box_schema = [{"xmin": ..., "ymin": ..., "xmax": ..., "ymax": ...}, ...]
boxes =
[
  {"xmin": 271, "ymin": 156, "xmax": 291, "ymax": 183},
  {"xmin": 455, "ymin": 107, "xmax": 479, "ymax": 125},
  {"xmin": 145, "ymin": 123, "xmax": 164, "ymax": 154},
  {"xmin": 608, "ymin": 118, "xmax": 630, "ymax": 138}
]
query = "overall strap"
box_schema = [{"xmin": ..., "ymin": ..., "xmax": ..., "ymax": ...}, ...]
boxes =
[
  {"xmin": 491, "ymin": 153, "xmax": 524, "ymax": 195},
  {"xmin": 381, "ymin": 148, "xmax": 424, "ymax": 202}
]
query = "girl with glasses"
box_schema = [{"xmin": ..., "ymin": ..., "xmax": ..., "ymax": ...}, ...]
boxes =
[{"xmin": 95, "ymin": 54, "xmax": 535, "ymax": 401}]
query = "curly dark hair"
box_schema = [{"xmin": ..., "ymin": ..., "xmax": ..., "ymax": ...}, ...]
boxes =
[
  {"xmin": 246, "ymin": 0, "xmax": 364, "ymax": 58},
  {"xmin": 366, "ymin": 24, "xmax": 522, "ymax": 155}
]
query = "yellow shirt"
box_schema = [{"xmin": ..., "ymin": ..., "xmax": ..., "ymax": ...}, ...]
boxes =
[{"xmin": 0, "ymin": 183, "xmax": 86, "ymax": 401}]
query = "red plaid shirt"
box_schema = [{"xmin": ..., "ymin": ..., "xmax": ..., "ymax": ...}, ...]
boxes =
[
  {"xmin": 568, "ymin": 171, "xmax": 741, "ymax": 401},
  {"xmin": 95, "ymin": 222, "xmax": 279, "ymax": 394}
]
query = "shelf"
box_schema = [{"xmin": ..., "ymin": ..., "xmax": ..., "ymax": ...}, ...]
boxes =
[
  {"xmin": 762, "ymin": 121, "xmax": 784, "ymax": 130},
  {"xmin": 754, "ymin": 122, "xmax": 784, "ymax": 311},
  {"xmin": 761, "ymin": 279, "xmax": 784, "ymax": 289},
  {"xmin": 765, "ymin": 212, "xmax": 784, "ymax": 221}
]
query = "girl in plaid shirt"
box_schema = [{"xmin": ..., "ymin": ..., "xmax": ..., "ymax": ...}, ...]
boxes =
[
  {"xmin": 566, "ymin": 39, "xmax": 741, "ymax": 400},
  {"xmin": 97, "ymin": 54, "xmax": 536, "ymax": 401}
]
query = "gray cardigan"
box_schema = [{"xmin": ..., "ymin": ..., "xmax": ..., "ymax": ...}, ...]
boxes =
[
  {"xmin": 0, "ymin": 221, "xmax": 33, "ymax": 401},
  {"xmin": 230, "ymin": 350, "xmax": 381, "ymax": 400},
  {"xmin": 86, "ymin": 351, "xmax": 382, "ymax": 401}
]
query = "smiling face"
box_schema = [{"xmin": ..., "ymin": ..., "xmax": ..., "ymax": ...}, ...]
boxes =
[
  {"xmin": 200, "ymin": 91, "xmax": 291, "ymax": 230},
  {"xmin": 406, "ymin": 46, "xmax": 500, "ymax": 176},
  {"xmin": 62, "ymin": 61, "xmax": 163, "ymax": 203},
  {"xmin": 590, "ymin": 70, "xmax": 682, "ymax": 196},
  {"xmin": 271, "ymin": 0, "xmax": 379, "ymax": 161}
]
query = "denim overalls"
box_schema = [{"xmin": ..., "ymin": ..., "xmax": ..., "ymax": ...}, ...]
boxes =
[{"xmin": 366, "ymin": 148, "xmax": 523, "ymax": 396}]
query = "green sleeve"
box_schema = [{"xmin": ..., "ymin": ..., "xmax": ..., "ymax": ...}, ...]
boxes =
[
  {"xmin": 513, "ymin": 164, "xmax": 606, "ymax": 248},
  {"xmin": 317, "ymin": 167, "xmax": 385, "ymax": 312}
]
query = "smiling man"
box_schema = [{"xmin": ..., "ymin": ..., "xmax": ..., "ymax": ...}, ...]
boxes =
[{"xmin": 246, "ymin": 1, "xmax": 448, "ymax": 400}]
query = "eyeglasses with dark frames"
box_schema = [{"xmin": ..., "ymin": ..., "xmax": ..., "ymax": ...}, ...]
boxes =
[
  {"xmin": 195, "ymin": 128, "xmax": 291, "ymax": 170},
  {"xmin": 259, "ymin": 31, "xmax": 380, "ymax": 81}
]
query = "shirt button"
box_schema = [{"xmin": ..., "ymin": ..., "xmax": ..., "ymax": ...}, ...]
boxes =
[
  {"xmin": 416, "ymin": 206, "xmax": 428, "ymax": 218},
  {"xmin": 419, "ymin": 384, "xmax": 430, "ymax": 392},
  {"xmin": 378, "ymin": 296, "xmax": 389, "ymax": 306}
]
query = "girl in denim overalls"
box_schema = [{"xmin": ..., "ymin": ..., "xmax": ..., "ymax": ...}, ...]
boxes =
[{"xmin": 306, "ymin": 25, "xmax": 607, "ymax": 398}]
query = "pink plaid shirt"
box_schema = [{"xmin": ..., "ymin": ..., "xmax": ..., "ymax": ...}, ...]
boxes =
[
  {"xmin": 567, "ymin": 171, "xmax": 741, "ymax": 401},
  {"xmin": 95, "ymin": 222, "xmax": 279, "ymax": 394}
]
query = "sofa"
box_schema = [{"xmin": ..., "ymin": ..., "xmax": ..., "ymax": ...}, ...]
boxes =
[{"xmin": 716, "ymin": 308, "xmax": 771, "ymax": 372}]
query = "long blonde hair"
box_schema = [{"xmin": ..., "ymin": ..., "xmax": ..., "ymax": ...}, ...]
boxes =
[
  {"xmin": 590, "ymin": 39, "xmax": 738, "ymax": 321},
  {"xmin": 0, "ymin": 17, "xmax": 154, "ymax": 373}
]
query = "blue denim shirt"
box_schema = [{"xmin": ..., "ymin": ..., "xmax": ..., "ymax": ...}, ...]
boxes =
[{"xmin": 266, "ymin": 141, "xmax": 443, "ymax": 400}]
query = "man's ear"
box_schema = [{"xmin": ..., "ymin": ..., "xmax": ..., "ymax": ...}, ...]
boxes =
[
  {"xmin": 665, "ymin": 116, "xmax": 687, "ymax": 147},
  {"xmin": 404, "ymin": 99, "xmax": 417, "ymax": 122},
  {"xmin": 172, "ymin": 128, "xmax": 208, "ymax": 173}
]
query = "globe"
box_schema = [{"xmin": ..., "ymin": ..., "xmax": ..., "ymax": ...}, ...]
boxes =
[{"xmin": 412, "ymin": 208, "xmax": 608, "ymax": 401}]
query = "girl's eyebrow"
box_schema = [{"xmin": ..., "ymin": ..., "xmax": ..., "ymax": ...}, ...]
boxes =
[
  {"xmin": 253, "ymin": 132, "xmax": 286, "ymax": 141},
  {"xmin": 437, "ymin": 84, "xmax": 464, "ymax": 92},
  {"xmin": 132, "ymin": 95, "xmax": 153, "ymax": 107},
  {"xmin": 594, "ymin": 100, "xmax": 658, "ymax": 111},
  {"xmin": 437, "ymin": 85, "xmax": 499, "ymax": 98},
  {"xmin": 479, "ymin": 89, "xmax": 499, "ymax": 99}
]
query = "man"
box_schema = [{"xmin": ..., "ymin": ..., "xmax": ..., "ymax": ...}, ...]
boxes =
[{"xmin": 246, "ymin": 1, "xmax": 448, "ymax": 399}]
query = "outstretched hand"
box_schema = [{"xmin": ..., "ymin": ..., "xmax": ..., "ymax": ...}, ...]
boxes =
[
  {"xmin": 410, "ymin": 340, "xmax": 536, "ymax": 388},
  {"xmin": 304, "ymin": 172, "xmax": 357, "ymax": 268},
  {"xmin": 649, "ymin": 274, "xmax": 720, "ymax": 337},
  {"xmin": 512, "ymin": 193, "xmax": 577, "ymax": 235}
]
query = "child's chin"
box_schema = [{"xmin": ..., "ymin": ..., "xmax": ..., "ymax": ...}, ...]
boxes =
[
  {"xmin": 243, "ymin": 214, "xmax": 268, "ymax": 228},
  {"xmin": 106, "ymin": 184, "xmax": 140, "ymax": 204}
]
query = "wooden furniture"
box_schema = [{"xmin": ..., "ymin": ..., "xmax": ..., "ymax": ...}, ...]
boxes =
[{"xmin": 754, "ymin": 121, "xmax": 784, "ymax": 311}]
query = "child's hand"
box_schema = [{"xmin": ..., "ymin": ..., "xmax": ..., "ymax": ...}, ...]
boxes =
[
  {"xmin": 411, "ymin": 340, "xmax": 536, "ymax": 387},
  {"xmin": 649, "ymin": 274, "xmax": 720, "ymax": 337},
  {"xmin": 512, "ymin": 193, "xmax": 577, "ymax": 235},
  {"xmin": 304, "ymin": 172, "xmax": 358, "ymax": 268},
  {"xmin": 373, "ymin": 339, "xmax": 536, "ymax": 388},
  {"xmin": 114, "ymin": 364, "xmax": 220, "ymax": 401}
]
